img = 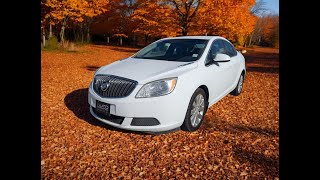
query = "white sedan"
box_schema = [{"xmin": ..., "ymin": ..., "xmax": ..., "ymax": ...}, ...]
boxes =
[{"xmin": 88, "ymin": 36, "xmax": 246, "ymax": 132}]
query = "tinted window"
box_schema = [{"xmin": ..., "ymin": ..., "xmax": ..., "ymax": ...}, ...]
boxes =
[
  {"xmin": 133, "ymin": 39, "xmax": 208, "ymax": 62},
  {"xmin": 205, "ymin": 39, "xmax": 227, "ymax": 65},
  {"xmin": 222, "ymin": 40, "xmax": 237, "ymax": 57}
]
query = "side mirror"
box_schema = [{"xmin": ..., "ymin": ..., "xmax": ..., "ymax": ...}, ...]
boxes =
[
  {"xmin": 214, "ymin": 53, "xmax": 231, "ymax": 62},
  {"xmin": 241, "ymin": 49, "xmax": 247, "ymax": 54}
]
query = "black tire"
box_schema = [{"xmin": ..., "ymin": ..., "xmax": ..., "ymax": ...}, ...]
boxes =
[
  {"xmin": 181, "ymin": 88, "xmax": 208, "ymax": 132},
  {"xmin": 230, "ymin": 73, "xmax": 245, "ymax": 96}
]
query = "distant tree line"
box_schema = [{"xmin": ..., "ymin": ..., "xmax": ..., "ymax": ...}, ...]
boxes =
[
  {"xmin": 41, "ymin": 0, "xmax": 278, "ymax": 48},
  {"xmin": 248, "ymin": 15, "xmax": 279, "ymax": 48}
]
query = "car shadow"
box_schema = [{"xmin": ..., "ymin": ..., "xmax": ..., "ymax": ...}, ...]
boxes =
[
  {"xmin": 233, "ymin": 144, "xmax": 279, "ymax": 177},
  {"xmin": 201, "ymin": 115, "xmax": 279, "ymax": 176},
  {"xmin": 202, "ymin": 115, "xmax": 278, "ymax": 137},
  {"xmin": 64, "ymin": 88, "xmax": 178, "ymax": 135}
]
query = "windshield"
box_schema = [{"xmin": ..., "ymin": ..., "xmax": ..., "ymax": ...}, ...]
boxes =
[{"xmin": 133, "ymin": 39, "xmax": 208, "ymax": 62}]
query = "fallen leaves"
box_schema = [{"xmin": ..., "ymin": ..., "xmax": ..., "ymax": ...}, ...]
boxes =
[
  {"xmin": 252, "ymin": 138, "xmax": 262, "ymax": 145},
  {"xmin": 41, "ymin": 45, "xmax": 279, "ymax": 179},
  {"xmin": 240, "ymin": 171, "xmax": 248, "ymax": 176}
]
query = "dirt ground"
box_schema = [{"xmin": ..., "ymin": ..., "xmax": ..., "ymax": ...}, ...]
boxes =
[{"xmin": 41, "ymin": 45, "xmax": 279, "ymax": 179}]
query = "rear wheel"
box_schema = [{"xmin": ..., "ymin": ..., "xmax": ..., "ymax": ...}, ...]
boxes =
[
  {"xmin": 181, "ymin": 88, "xmax": 208, "ymax": 132},
  {"xmin": 231, "ymin": 73, "xmax": 244, "ymax": 96}
]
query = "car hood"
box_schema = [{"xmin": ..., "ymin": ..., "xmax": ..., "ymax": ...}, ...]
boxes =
[{"xmin": 96, "ymin": 57, "xmax": 198, "ymax": 84}]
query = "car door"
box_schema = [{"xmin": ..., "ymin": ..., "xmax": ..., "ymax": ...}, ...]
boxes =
[
  {"xmin": 222, "ymin": 40, "xmax": 241, "ymax": 86},
  {"xmin": 204, "ymin": 39, "xmax": 234, "ymax": 104}
]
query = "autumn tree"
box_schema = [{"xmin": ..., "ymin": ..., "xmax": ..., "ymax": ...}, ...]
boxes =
[
  {"xmin": 246, "ymin": 0, "xmax": 267, "ymax": 46},
  {"xmin": 42, "ymin": 0, "xmax": 108, "ymax": 42},
  {"xmin": 42, "ymin": 0, "xmax": 60, "ymax": 45},
  {"xmin": 169, "ymin": 0, "xmax": 201, "ymax": 36},
  {"xmin": 260, "ymin": 15, "xmax": 279, "ymax": 47},
  {"xmin": 107, "ymin": 0, "xmax": 138, "ymax": 45},
  {"xmin": 132, "ymin": 0, "xmax": 256, "ymax": 46},
  {"xmin": 132, "ymin": 0, "xmax": 201, "ymax": 38},
  {"xmin": 132, "ymin": 0, "xmax": 177, "ymax": 38},
  {"xmin": 42, "ymin": 0, "xmax": 260, "ymax": 47},
  {"xmin": 193, "ymin": 0, "xmax": 256, "ymax": 45},
  {"xmin": 91, "ymin": 0, "xmax": 145, "ymax": 45}
]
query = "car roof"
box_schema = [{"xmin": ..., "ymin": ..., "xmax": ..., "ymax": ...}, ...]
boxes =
[{"xmin": 162, "ymin": 36, "xmax": 223, "ymax": 40}]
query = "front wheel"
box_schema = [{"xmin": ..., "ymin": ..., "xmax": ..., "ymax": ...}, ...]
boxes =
[
  {"xmin": 231, "ymin": 73, "xmax": 244, "ymax": 96},
  {"xmin": 181, "ymin": 88, "xmax": 208, "ymax": 132}
]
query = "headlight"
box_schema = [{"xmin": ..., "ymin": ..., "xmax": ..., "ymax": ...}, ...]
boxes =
[{"xmin": 136, "ymin": 78, "xmax": 177, "ymax": 98}]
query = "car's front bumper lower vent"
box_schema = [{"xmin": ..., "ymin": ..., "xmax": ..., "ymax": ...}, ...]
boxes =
[{"xmin": 131, "ymin": 118, "xmax": 160, "ymax": 126}]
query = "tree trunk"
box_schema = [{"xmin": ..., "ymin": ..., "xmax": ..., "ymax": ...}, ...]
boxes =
[
  {"xmin": 81, "ymin": 25, "xmax": 84, "ymax": 43},
  {"xmin": 107, "ymin": 36, "xmax": 110, "ymax": 44},
  {"xmin": 49, "ymin": 24, "xmax": 53, "ymax": 38},
  {"xmin": 119, "ymin": 36, "xmax": 122, "ymax": 46},
  {"xmin": 74, "ymin": 29, "xmax": 77, "ymax": 42},
  {"xmin": 181, "ymin": 16, "xmax": 188, "ymax": 36},
  {"xmin": 42, "ymin": 29, "xmax": 46, "ymax": 47},
  {"xmin": 144, "ymin": 35, "xmax": 148, "ymax": 46},
  {"xmin": 133, "ymin": 33, "xmax": 136, "ymax": 47},
  {"xmin": 86, "ymin": 27, "xmax": 90, "ymax": 43},
  {"xmin": 248, "ymin": 33, "xmax": 253, "ymax": 47},
  {"xmin": 60, "ymin": 25, "xmax": 65, "ymax": 43},
  {"xmin": 243, "ymin": 35, "xmax": 248, "ymax": 47},
  {"xmin": 182, "ymin": 30, "xmax": 187, "ymax": 36}
]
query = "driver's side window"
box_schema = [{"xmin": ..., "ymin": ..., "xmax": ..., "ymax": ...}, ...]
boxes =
[{"xmin": 205, "ymin": 40, "xmax": 227, "ymax": 65}]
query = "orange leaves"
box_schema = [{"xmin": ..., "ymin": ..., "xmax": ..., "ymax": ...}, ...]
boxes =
[
  {"xmin": 113, "ymin": 34, "xmax": 129, "ymax": 38},
  {"xmin": 43, "ymin": 0, "xmax": 259, "ymax": 46},
  {"xmin": 132, "ymin": 0, "xmax": 201, "ymax": 37},
  {"xmin": 41, "ymin": 45, "xmax": 278, "ymax": 179},
  {"xmin": 260, "ymin": 16, "xmax": 278, "ymax": 43},
  {"xmin": 132, "ymin": 1, "xmax": 177, "ymax": 37},
  {"xmin": 43, "ymin": 0, "xmax": 109, "ymax": 25},
  {"xmin": 130, "ymin": 0, "xmax": 257, "ymax": 41},
  {"xmin": 192, "ymin": 0, "xmax": 256, "ymax": 43}
]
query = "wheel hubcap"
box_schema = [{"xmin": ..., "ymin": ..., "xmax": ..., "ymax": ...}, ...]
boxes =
[
  {"xmin": 238, "ymin": 75, "xmax": 243, "ymax": 93},
  {"xmin": 190, "ymin": 94, "xmax": 205, "ymax": 127}
]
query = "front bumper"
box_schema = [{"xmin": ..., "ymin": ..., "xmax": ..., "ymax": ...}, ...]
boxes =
[{"xmin": 88, "ymin": 84, "xmax": 190, "ymax": 132}]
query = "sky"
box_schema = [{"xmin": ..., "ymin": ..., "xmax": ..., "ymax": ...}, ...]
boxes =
[{"xmin": 264, "ymin": 0, "xmax": 279, "ymax": 15}]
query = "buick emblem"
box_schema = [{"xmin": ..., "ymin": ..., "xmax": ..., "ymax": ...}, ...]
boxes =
[{"xmin": 100, "ymin": 81, "xmax": 110, "ymax": 91}]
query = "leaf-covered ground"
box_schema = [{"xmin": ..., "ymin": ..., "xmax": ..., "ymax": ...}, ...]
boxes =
[{"xmin": 41, "ymin": 45, "xmax": 279, "ymax": 179}]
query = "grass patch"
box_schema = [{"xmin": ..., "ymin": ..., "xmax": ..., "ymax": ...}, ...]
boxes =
[
  {"xmin": 42, "ymin": 37, "xmax": 83, "ymax": 53},
  {"xmin": 42, "ymin": 36, "xmax": 59, "ymax": 51}
]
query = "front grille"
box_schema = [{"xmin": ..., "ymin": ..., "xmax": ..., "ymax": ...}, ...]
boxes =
[
  {"xmin": 93, "ymin": 75, "xmax": 138, "ymax": 98},
  {"xmin": 92, "ymin": 107, "xmax": 125, "ymax": 124}
]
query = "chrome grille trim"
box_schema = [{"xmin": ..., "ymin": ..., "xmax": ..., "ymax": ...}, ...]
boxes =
[{"xmin": 93, "ymin": 75, "xmax": 138, "ymax": 98}]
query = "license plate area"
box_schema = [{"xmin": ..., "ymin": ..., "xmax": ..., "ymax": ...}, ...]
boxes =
[{"xmin": 96, "ymin": 100, "xmax": 110, "ymax": 116}]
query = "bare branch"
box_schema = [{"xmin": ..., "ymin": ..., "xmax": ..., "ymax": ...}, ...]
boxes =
[
  {"xmin": 170, "ymin": 0, "xmax": 183, "ymax": 16},
  {"xmin": 250, "ymin": 0, "xmax": 267, "ymax": 16},
  {"xmin": 189, "ymin": 0, "xmax": 200, "ymax": 20}
]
